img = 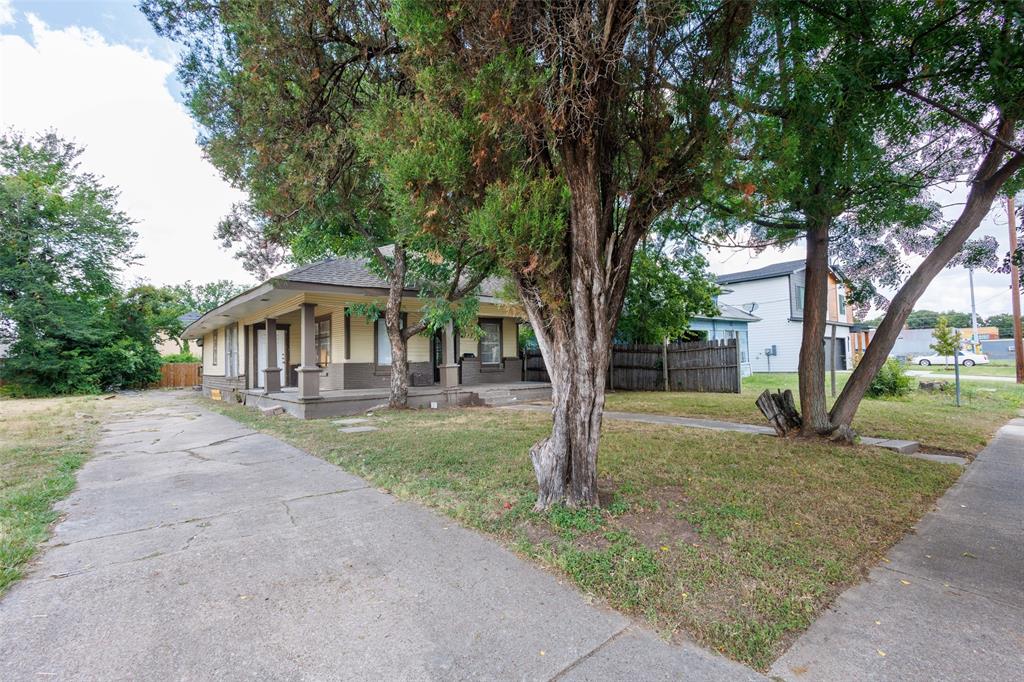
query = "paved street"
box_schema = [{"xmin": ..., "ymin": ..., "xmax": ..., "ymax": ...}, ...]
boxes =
[{"xmin": 0, "ymin": 393, "xmax": 758, "ymax": 681}]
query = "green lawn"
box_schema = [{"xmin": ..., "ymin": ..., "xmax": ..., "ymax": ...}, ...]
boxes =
[
  {"xmin": 206, "ymin": 398, "xmax": 960, "ymax": 670},
  {"xmin": 0, "ymin": 396, "xmax": 111, "ymax": 595},
  {"xmin": 605, "ymin": 372, "xmax": 1024, "ymax": 455}
]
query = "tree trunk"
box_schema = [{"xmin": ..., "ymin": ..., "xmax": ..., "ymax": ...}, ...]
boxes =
[
  {"xmin": 516, "ymin": 141, "xmax": 633, "ymax": 510},
  {"xmin": 798, "ymin": 221, "xmax": 833, "ymax": 435},
  {"xmin": 386, "ymin": 244, "xmax": 409, "ymax": 409},
  {"xmin": 830, "ymin": 123, "xmax": 1022, "ymax": 429}
]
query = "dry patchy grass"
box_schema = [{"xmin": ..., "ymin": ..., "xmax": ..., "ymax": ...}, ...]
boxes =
[
  {"xmin": 605, "ymin": 372, "xmax": 1024, "ymax": 455},
  {"xmin": 0, "ymin": 396, "xmax": 112, "ymax": 594},
  {"xmin": 206, "ymin": 399, "xmax": 960, "ymax": 669}
]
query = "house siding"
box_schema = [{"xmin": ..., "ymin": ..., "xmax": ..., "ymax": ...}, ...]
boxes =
[
  {"xmin": 461, "ymin": 357, "xmax": 523, "ymax": 385},
  {"xmin": 723, "ymin": 272, "xmax": 853, "ymax": 373}
]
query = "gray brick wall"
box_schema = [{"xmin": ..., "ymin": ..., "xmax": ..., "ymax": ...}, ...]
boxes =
[
  {"xmin": 202, "ymin": 375, "xmax": 247, "ymax": 402},
  {"xmin": 460, "ymin": 358, "xmax": 522, "ymax": 385},
  {"xmin": 343, "ymin": 362, "xmax": 434, "ymax": 389}
]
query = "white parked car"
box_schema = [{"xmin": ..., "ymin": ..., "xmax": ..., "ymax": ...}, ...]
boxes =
[{"xmin": 914, "ymin": 351, "xmax": 990, "ymax": 367}]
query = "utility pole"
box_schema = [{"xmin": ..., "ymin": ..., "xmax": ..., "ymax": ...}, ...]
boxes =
[
  {"xmin": 1009, "ymin": 195, "xmax": 1024, "ymax": 384},
  {"xmin": 968, "ymin": 268, "xmax": 980, "ymax": 353}
]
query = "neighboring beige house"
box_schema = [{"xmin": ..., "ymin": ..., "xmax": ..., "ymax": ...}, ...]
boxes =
[
  {"xmin": 155, "ymin": 312, "xmax": 201, "ymax": 356},
  {"xmin": 180, "ymin": 258, "xmax": 547, "ymax": 418}
]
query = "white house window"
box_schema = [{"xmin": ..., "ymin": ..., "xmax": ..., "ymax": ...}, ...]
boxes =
[
  {"xmin": 212, "ymin": 330, "xmax": 218, "ymax": 365},
  {"xmin": 479, "ymin": 320, "xmax": 501, "ymax": 364},
  {"xmin": 375, "ymin": 315, "xmax": 405, "ymax": 366},
  {"xmin": 838, "ymin": 286, "xmax": 847, "ymax": 316},
  {"xmin": 315, "ymin": 317, "xmax": 331, "ymax": 366},
  {"xmin": 795, "ymin": 285, "xmax": 806, "ymax": 310}
]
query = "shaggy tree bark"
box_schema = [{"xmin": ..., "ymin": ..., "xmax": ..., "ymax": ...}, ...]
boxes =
[
  {"xmin": 383, "ymin": 244, "xmax": 411, "ymax": 409},
  {"xmin": 516, "ymin": 143, "xmax": 644, "ymax": 508},
  {"xmin": 830, "ymin": 118, "xmax": 1023, "ymax": 430},
  {"xmin": 798, "ymin": 222, "xmax": 834, "ymax": 435}
]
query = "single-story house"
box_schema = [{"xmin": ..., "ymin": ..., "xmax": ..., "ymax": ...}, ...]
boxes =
[
  {"xmin": 180, "ymin": 257, "xmax": 549, "ymax": 418},
  {"xmin": 717, "ymin": 259, "xmax": 854, "ymax": 373},
  {"xmin": 689, "ymin": 303, "xmax": 760, "ymax": 376}
]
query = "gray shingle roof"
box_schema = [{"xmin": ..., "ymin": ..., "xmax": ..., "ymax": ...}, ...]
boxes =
[
  {"xmin": 716, "ymin": 259, "xmax": 806, "ymax": 285},
  {"xmin": 178, "ymin": 311, "xmax": 201, "ymax": 326},
  {"xmin": 278, "ymin": 257, "xmax": 505, "ymax": 297}
]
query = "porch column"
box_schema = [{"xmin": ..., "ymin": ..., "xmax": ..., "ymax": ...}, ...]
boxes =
[
  {"xmin": 263, "ymin": 317, "xmax": 281, "ymax": 394},
  {"xmin": 439, "ymin": 320, "xmax": 460, "ymax": 388},
  {"xmin": 296, "ymin": 303, "xmax": 322, "ymax": 400}
]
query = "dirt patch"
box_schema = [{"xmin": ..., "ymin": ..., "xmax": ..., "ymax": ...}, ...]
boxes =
[
  {"xmin": 520, "ymin": 521, "xmax": 559, "ymax": 546},
  {"xmin": 613, "ymin": 509, "xmax": 700, "ymax": 551}
]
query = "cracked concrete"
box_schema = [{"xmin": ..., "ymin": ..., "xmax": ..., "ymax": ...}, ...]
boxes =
[{"xmin": 0, "ymin": 391, "xmax": 759, "ymax": 681}]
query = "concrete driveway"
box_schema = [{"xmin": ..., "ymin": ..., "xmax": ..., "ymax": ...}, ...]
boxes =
[{"xmin": 0, "ymin": 392, "xmax": 758, "ymax": 681}]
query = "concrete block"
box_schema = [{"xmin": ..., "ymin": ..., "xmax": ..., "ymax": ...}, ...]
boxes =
[
  {"xmin": 331, "ymin": 418, "xmax": 370, "ymax": 425},
  {"xmin": 339, "ymin": 426, "xmax": 379, "ymax": 433},
  {"xmin": 259, "ymin": 405, "xmax": 284, "ymax": 417}
]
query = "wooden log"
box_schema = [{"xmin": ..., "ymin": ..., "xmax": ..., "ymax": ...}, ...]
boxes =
[{"xmin": 755, "ymin": 388, "xmax": 802, "ymax": 436}]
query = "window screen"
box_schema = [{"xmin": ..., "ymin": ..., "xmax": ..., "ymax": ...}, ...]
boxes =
[
  {"xmin": 315, "ymin": 317, "xmax": 331, "ymax": 366},
  {"xmin": 479, "ymin": 320, "xmax": 501, "ymax": 364}
]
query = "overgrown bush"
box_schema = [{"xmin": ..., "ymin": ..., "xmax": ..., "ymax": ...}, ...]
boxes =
[
  {"xmin": 162, "ymin": 351, "xmax": 201, "ymax": 364},
  {"xmin": 866, "ymin": 358, "xmax": 912, "ymax": 398}
]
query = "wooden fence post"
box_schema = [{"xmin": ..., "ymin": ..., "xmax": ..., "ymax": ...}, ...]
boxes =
[
  {"xmin": 662, "ymin": 337, "xmax": 670, "ymax": 391},
  {"xmin": 609, "ymin": 346, "xmax": 615, "ymax": 391},
  {"xmin": 733, "ymin": 331, "xmax": 742, "ymax": 394}
]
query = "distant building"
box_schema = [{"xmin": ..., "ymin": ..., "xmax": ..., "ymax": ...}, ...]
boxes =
[
  {"xmin": 689, "ymin": 303, "xmax": 761, "ymax": 377},
  {"xmin": 717, "ymin": 259, "xmax": 853, "ymax": 372}
]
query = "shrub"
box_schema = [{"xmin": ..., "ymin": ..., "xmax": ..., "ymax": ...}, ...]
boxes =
[
  {"xmin": 866, "ymin": 358, "xmax": 912, "ymax": 398},
  {"xmin": 162, "ymin": 351, "xmax": 201, "ymax": 363}
]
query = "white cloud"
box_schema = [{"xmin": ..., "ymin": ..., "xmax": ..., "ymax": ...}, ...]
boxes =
[
  {"xmin": 0, "ymin": 1, "xmax": 14, "ymax": 26},
  {"xmin": 0, "ymin": 15, "xmax": 252, "ymax": 287}
]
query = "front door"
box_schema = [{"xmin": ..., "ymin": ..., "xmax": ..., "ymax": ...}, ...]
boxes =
[
  {"xmin": 255, "ymin": 329, "xmax": 287, "ymax": 388},
  {"xmin": 431, "ymin": 331, "xmax": 442, "ymax": 383}
]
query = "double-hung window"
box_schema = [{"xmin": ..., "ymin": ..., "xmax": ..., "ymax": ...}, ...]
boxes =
[
  {"xmin": 375, "ymin": 314, "xmax": 406, "ymax": 366},
  {"xmin": 315, "ymin": 317, "xmax": 331, "ymax": 366},
  {"xmin": 479, "ymin": 320, "xmax": 501, "ymax": 365}
]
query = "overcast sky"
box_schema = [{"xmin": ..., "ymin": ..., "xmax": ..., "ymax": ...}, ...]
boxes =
[{"xmin": 0, "ymin": 1, "xmax": 1019, "ymax": 318}]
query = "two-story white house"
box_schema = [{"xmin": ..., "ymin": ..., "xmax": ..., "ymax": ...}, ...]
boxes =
[{"xmin": 717, "ymin": 259, "xmax": 854, "ymax": 373}]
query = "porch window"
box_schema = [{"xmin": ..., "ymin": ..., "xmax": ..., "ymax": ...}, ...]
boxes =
[
  {"xmin": 479, "ymin": 320, "xmax": 501, "ymax": 365},
  {"xmin": 212, "ymin": 330, "xmax": 218, "ymax": 365},
  {"xmin": 375, "ymin": 314, "xmax": 406, "ymax": 366},
  {"xmin": 795, "ymin": 285, "xmax": 805, "ymax": 310},
  {"xmin": 315, "ymin": 316, "xmax": 331, "ymax": 366}
]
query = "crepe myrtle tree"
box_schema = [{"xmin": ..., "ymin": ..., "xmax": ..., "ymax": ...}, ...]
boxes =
[
  {"xmin": 143, "ymin": 0, "xmax": 493, "ymax": 408},
  {"xmin": 700, "ymin": 0, "xmax": 967, "ymax": 436},
  {"xmin": 387, "ymin": 0, "xmax": 752, "ymax": 508},
  {"xmin": 705, "ymin": 1, "xmax": 1022, "ymax": 438},
  {"xmin": 822, "ymin": 1, "xmax": 1024, "ymax": 433}
]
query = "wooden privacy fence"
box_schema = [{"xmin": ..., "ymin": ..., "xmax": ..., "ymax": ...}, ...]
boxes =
[
  {"xmin": 157, "ymin": 362, "xmax": 202, "ymax": 388},
  {"xmin": 524, "ymin": 338, "xmax": 741, "ymax": 393}
]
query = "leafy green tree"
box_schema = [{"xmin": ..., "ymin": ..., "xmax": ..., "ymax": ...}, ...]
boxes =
[
  {"xmin": 986, "ymin": 313, "xmax": 1015, "ymax": 338},
  {"xmin": 930, "ymin": 316, "xmax": 960, "ymax": 357},
  {"xmin": 906, "ymin": 310, "xmax": 940, "ymax": 329},
  {"xmin": 829, "ymin": 1, "xmax": 1024, "ymax": 431},
  {"xmin": 167, "ymin": 280, "xmax": 248, "ymax": 314},
  {"xmin": 616, "ymin": 240, "xmax": 719, "ymax": 345},
  {"xmin": 0, "ymin": 132, "xmax": 162, "ymax": 394},
  {"xmin": 384, "ymin": 0, "xmax": 751, "ymax": 507},
  {"xmin": 709, "ymin": 0, "xmax": 963, "ymax": 435},
  {"xmin": 143, "ymin": 0, "xmax": 493, "ymax": 408}
]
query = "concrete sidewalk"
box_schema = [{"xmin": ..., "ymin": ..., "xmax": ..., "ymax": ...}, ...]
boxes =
[
  {"xmin": 0, "ymin": 392, "xmax": 759, "ymax": 681},
  {"xmin": 770, "ymin": 415, "xmax": 1024, "ymax": 681},
  {"xmin": 503, "ymin": 404, "xmax": 950, "ymax": 462}
]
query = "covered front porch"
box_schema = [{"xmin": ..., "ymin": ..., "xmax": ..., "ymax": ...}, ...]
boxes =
[{"xmin": 242, "ymin": 381, "xmax": 552, "ymax": 419}]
